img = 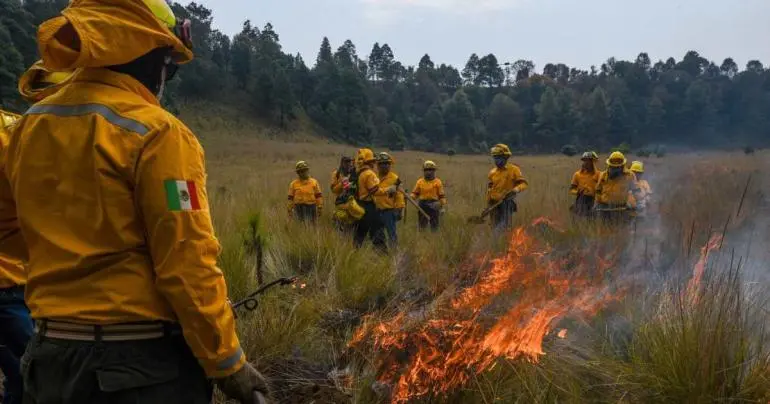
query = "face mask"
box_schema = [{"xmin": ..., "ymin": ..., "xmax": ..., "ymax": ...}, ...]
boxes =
[
  {"xmin": 494, "ymin": 157, "xmax": 507, "ymax": 168},
  {"xmin": 424, "ymin": 171, "xmax": 436, "ymax": 180},
  {"xmin": 298, "ymin": 171, "xmax": 309, "ymax": 180},
  {"xmin": 608, "ymin": 166, "xmax": 624, "ymax": 178}
]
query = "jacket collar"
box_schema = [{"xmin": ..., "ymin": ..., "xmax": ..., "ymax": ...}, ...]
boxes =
[{"xmin": 73, "ymin": 68, "xmax": 160, "ymax": 106}]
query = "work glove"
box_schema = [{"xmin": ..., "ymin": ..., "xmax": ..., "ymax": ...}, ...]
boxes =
[
  {"xmin": 385, "ymin": 185, "xmax": 398, "ymax": 196},
  {"xmin": 215, "ymin": 362, "xmax": 271, "ymax": 404}
]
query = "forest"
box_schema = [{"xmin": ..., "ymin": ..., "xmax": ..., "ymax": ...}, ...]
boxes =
[{"xmin": 2, "ymin": 0, "xmax": 769, "ymax": 153}]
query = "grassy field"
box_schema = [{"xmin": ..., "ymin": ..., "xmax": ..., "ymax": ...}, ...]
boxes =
[{"xmin": 190, "ymin": 114, "xmax": 770, "ymax": 403}]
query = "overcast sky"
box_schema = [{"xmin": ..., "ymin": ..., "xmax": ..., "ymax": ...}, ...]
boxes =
[{"xmin": 195, "ymin": 0, "xmax": 770, "ymax": 72}]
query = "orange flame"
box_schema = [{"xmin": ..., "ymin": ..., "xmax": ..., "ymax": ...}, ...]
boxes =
[
  {"xmin": 685, "ymin": 233, "xmax": 723, "ymax": 302},
  {"xmin": 350, "ymin": 218, "xmax": 624, "ymax": 403}
]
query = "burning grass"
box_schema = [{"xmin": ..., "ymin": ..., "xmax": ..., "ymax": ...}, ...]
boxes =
[{"xmin": 196, "ymin": 127, "xmax": 770, "ymax": 403}]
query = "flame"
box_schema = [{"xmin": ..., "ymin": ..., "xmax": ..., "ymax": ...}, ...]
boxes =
[
  {"xmin": 350, "ymin": 218, "xmax": 624, "ymax": 403},
  {"xmin": 685, "ymin": 233, "xmax": 723, "ymax": 302},
  {"xmin": 557, "ymin": 329, "xmax": 568, "ymax": 339}
]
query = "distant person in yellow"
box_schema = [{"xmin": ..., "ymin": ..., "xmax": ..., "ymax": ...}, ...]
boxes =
[
  {"xmin": 2, "ymin": 1, "xmax": 269, "ymax": 403},
  {"xmin": 288, "ymin": 161, "xmax": 323, "ymax": 223},
  {"xmin": 630, "ymin": 161, "xmax": 652, "ymax": 213},
  {"xmin": 595, "ymin": 151, "xmax": 641, "ymax": 223},
  {"xmin": 0, "ymin": 60, "xmax": 77, "ymax": 404},
  {"xmin": 330, "ymin": 156, "xmax": 354, "ymax": 199},
  {"xmin": 487, "ymin": 144, "xmax": 528, "ymax": 230},
  {"xmin": 354, "ymin": 148, "xmax": 386, "ymax": 251},
  {"xmin": 569, "ymin": 151, "xmax": 601, "ymax": 218},
  {"xmin": 411, "ymin": 160, "xmax": 447, "ymax": 231},
  {"xmin": 374, "ymin": 152, "xmax": 405, "ymax": 247}
]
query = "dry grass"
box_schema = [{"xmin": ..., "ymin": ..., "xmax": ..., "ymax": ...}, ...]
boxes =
[{"xmin": 191, "ymin": 112, "xmax": 770, "ymax": 403}]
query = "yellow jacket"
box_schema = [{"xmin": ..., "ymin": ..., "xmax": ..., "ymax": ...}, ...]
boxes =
[
  {"xmin": 356, "ymin": 167, "xmax": 380, "ymax": 202},
  {"xmin": 412, "ymin": 177, "xmax": 447, "ymax": 206},
  {"xmin": 635, "ymin": 179, "xmax": 652, "ymax": 207},
  {"xmin": 595, "ymin": 170, "xmax": 640, "ymax": 207},
  {"xmin": 330, "ymin": 169, "xmax": 348, "ymax": 197},
  {"xmin": 570, "ymin": 168, "xmax": 600, "ymax": 197},
  {"xmin": 2, "ymin": 69, "xmax": 243, "ymax": 378},
  {"xmin": 0, "ymin": 110, "xmax": 25, "ymax": 288},
  {"xmin": 487, "ymin": 163, "xmax": 528, "ymax": 202},
  {"xmin": 374, "ymin": 171, "xmax": 405, "ymax": 210},
  {"xmin": 288, "ymin": 177, "xmax": 323, "ymax": 206}
]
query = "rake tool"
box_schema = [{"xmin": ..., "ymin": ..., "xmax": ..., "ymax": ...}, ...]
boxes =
[
  {"xmin": 395, "ymin": 179, "xmax": 431, "ymax": 221},
  {"xmin": 467, "ymin": 191, "xmax": 515, "ymax": 224}
]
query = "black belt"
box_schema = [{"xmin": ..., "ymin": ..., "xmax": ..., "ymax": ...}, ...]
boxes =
[{"xmin": 35, "ymin": 319, "xmax": 179, "ymax": 342}]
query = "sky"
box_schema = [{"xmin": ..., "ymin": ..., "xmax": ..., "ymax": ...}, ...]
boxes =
[{"xmin": 195, "ymin": 0, "xmax": 770, "ymax": 72}]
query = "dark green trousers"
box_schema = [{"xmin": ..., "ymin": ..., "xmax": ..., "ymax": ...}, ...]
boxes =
[{"xmin": 21, "ymin": 329, "xmax": 212, "ymax": 404}]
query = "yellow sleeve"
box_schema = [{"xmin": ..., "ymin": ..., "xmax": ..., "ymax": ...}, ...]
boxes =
[
  {"xmin": 486, "ymin": 170, "xmax": 494, "ymax": 201},
  {"xmin": 411, "ymin": 179, "xmax": 421, "ymax": 200},
  {"xmin": 569, "ymin": 172, "xmax": 579, "ymax": 195},
  {"xmin": 0, "ymin": 126, "xmax": 28, "ymax": 286},
  {"xmin": 438, "ymin": 179, "xmax": 447, "ymax": 205},
  {"xmin": 287, "ymin": 180, "xmax": 296, "ymax": 211},
  {"xmin": 365, "ymin": 171, "xmax": 380, "ymax": 195},
  {"xmin": 135, "ymin": 124, "xmax": 245, "ymax": 379},
  {"xmin": 313, "ymin": 179, "xmax": 323, "ymax": 207},
  {"xmin": 330, "ymin": 170, "xmax": 344, "ymax": 195},
  {"xmin": 513, "ymin": 167, "xmax": 528, "ymax": 193}
]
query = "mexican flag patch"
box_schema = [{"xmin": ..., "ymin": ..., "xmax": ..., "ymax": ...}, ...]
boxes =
[{"xmin": 164, "ymin": 180, "xmax": 201, "ymax": 211}]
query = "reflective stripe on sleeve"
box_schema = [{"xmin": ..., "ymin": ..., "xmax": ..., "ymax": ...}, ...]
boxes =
[
  {"xmin": 25, "ymin": 104, "xmax": 149, "ymax": 136},
  {"xmin": 217, "ymin": 346, "xmax": 244, "ymax": 371}
]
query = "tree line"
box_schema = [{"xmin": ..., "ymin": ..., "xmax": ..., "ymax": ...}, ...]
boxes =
[{"xmin": 3, "ymin": 0, "xmax": 769, "ymax": 153}]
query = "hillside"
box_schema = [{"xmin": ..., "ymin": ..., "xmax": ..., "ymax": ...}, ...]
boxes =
[{"xmin": 3, "ymin": 0, "xmax": 770, "ymax": 154}]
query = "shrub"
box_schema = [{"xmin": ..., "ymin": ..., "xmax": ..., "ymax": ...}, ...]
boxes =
[
  {"xmin": 655, "ymin": 145, "xmax": 667, "ymax": 158},
  {"xmin": 744, "ymin": 145, "xmax": 755, "ymax": 155},
  {"xmin": 613, "ymin": 142, "xmax": 631, "ymax": 154},
  {"xmin": 447, "ymin": 148, "xmax": 457, "ymax": 157},
  {"xmin": 636, "ymin": 148, "xmax": 652, "ymax": 158},
  {"xmin": 561, "ymin": 144, "xmax": 578, "ymax": 157}
]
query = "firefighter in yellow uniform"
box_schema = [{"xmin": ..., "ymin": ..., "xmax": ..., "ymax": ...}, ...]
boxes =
[
  {"xmin": 0, "ymin": 109, "xmax": 32, "ymax": 404},
  {"xmin": 569, "ymin": 151, "xmax": 601, "ymax": 218},
  {"xmin": 354, "ymin": 148, "xmax": 386, "ymax": 251},
  {"xmin": 595, "ymin": 151, "xmax": 641, "ymax": 224},
  {"xmin": 630, "ymin": 161, "xmax": 652, "ymax": 215},
  {"xmin": 411, "ymin": 160, "xmax": 447, "ymax": 231},
  {"xmin": 2, "ymin": 1, "xmax": 269, "ymax": 403},
  {"xmin": 288, "ymin": 161, "xmax": 323, "ymax": 223},
  {"xmin": 487, "ymin": 144, "xmax": 528, "ymax": 230},
  {"xmin": 374, "ymin": 152, "xmax": 405, "ymax": 247},
  {"xmin": 330, "ymin": 156, "xmax": 354, "ymax": 199},
  {"xmin": 0, "ymin": 60, "xmax": 77, "ymax": 404}
]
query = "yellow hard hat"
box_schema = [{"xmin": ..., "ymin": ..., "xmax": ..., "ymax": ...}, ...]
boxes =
[
  {"xmin": 606, "ymin": 151, "xmax": 627, "ymax": 168},
  {"xmin": 423, "ymin": 160, "xmax": 437, "ymax": 170},
  {"xmin": 141, "ymin": 0, "xmax": 193, "ymax": 62},
  {"xmin": 18, "ymin": 60, "xmax": 77, "ymax": 103},
  {"xmin": 376, "ymin": 152, "xmax": 394, "ymax": 164},
  {"xmin": 295, "ymin": 161, "xmax": 309, "ymax": 171},
  {"xmin": 1, "ymin": 110, "xmax": 20, "ymax": 128},
  {"xmin": 490, "ymin": 143, "xmax": 512, "ymax": 157},
  {"xmin": 630, "ymin": 161, "xmax": 644, "ymax": 173},
  {"xmin": 357, "ymin": 148, "xmax": 376, "ymax": 164}
]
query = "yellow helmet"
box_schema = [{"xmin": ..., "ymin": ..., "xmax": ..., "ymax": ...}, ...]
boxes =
[
  {"xmin": 423, "ymin": 160, "xmax": 437, "ymax": 170},
  {"xmin": 295, "ymin": 161, "xmax": 309, "ymax": 171},
  {"xmin": 141, "ymin": 0, "xmax": 193, "ymax": 62},
  {"xmin": 606, "ymin": 151, "xmax": 627, "ymax": 168},
  {"xmin": 376, "ymin": 152, "xmax": 394, "ymax": 164},
  {"xmin": 18, "ymin": 60, "xmax": 77, "ymax": 103},
  {"xmin": 357, "ymin": 148, "xmax": 376, "ymax": 164},
  {"xmin": 1, "ymin": 110, "xmax": 20, "ymax": 128},
  {"xmin": 490, "ymin": 143, "xmax": 512, "ymax": 157},
  {"xmin": 630, "ymin": 161, "xmax": 644, "ymax": 173}
]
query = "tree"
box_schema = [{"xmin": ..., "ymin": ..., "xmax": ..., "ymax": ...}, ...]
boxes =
[
  {"xmin": 443, "ymin": 89, "xmax": 476, "ymax": 149},
  {"xmin": 423, "ymin": 103, "xmax": 446, "ymax": 147},
  {"xmin": 317, "ymin": 37, "xmax": 333, "ymax": 66},
  {"xmin": 486, "ymin": 93, "xmax": 523, "ymax": 143},
  {"xmin": 462, "ymin": 54, "xmax": 480, "ymax": 86},
  {"xmin": 720, "ymin": 58, "xmax": 738, "ymax": 78},
  {"xmin": 477, "ymin": 54, "xmax": 504, "ymax": 87},
  {"xmin": 578, "ymin": 88, "xmax": 609, "ymax": 147},
  {"xmin": 368, "ymin": 43, "xmax": 382, "ymax": 81}
]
